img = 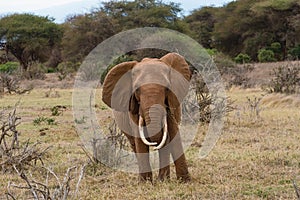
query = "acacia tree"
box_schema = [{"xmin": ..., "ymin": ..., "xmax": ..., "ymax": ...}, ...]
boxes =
[
  {"xmin": 61, "ymin": 11, "xmax": 117, "ymax": 63},
  {"xmin": 101, "ymin": 0, "xmax": 189, "ymax": 32},
  {"xmin": 251, "ymin": 0, "xmax": 300, "ymax": 60},
  {"xmin": 213, "ymin": 0, "xmax": 265, "ymax": 58},
  {"xmin": 184, "ymin": 0, "xmax": 300, "ymax": 61},
  {"xmin": 184, "ymin": 7, "xmax": 218, "ymax": 49},
  {"xmin": 61, "ymin": 0, "xmax": 190, "ymax": 63},
  {"xmin": 0, "ymin": 14, "xmax": 62, "ymax": 70}
]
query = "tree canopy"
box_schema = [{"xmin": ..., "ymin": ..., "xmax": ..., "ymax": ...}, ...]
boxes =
[
  {"xmin": 186, "ymin": 0, "xmax": 300, "ymax": 61},
  {"xmin": 1, "ymin": 0, "xmax": 300, "ymax": 70},
  {"xmin": 101, "ymin": 0, "xmax": 187, "ymax": 31},
  {"xmin": 61, "ymin": 11, "xmax": 117, "ymax": 63},
  {"xmin": 0, "ymin": 14, "xmax": 62, "ymax": 70}
]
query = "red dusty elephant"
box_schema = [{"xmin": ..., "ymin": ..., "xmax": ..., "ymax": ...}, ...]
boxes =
[{"xmin": 102, "ymin": 53, "xmax": 191, "ymax": 182}]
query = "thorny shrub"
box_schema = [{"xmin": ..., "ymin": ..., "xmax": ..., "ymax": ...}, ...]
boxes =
[{"xmin": 267, "ymin": 64, "xmax": 300, "ymax": 94}]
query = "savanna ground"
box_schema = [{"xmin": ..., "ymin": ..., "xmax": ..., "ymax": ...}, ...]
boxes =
[{"xmin": 0, "ymin": 62, "xmax": 300, "ymax": 199}]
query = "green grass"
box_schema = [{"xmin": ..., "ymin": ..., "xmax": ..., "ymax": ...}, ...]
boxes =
[{"xmin": 0, "ymin": 87, "xmax": 299, "ymax": 199}]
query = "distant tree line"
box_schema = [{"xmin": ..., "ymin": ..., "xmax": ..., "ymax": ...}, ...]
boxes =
[{"xmin": 0, "ymin": 0, "xmax": 300, "ymax": 72}]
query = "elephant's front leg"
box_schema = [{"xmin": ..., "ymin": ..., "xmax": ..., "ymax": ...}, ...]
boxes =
[
  {"xmin": 158, "ymin": 146, "xmax": 170, "ymax": 181},
  {"xmin": 168, "ymin": 116, "xmax": 190, "ymax": 182},
  {"xmin": 170, "ymin": 134, "xmax": 190, "ymax": 182},
  {"xmin": 135, "ymin": 137, "xmax": 152, "ymax": 182}
]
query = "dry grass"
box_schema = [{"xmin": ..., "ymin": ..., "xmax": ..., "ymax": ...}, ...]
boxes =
[
  {"xmin": 0, "ymin": 86, "xmax": 299, "ymax": 199},
  {"xmin": 261, "ymin": 93, "xmax": 300, "ymax": 108}
]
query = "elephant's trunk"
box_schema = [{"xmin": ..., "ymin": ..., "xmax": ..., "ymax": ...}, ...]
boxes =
[{"xmin": 138, "ymin": 105, "xmax": 168, "ymax": 150}]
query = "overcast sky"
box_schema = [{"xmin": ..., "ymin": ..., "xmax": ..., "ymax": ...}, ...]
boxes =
[{"xmin": 0, "ymin": 0, "xmax": 233, "ymax": 22}]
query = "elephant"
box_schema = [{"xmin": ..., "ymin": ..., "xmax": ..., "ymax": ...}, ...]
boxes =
[{"xmin": 102, "ymin": 52, "xmax": 191, "ymax": 182}]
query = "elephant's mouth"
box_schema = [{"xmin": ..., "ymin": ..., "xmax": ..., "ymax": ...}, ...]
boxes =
[{"xmin": 138, "ymin": 116, "xmax": 168, "ymax": 150}]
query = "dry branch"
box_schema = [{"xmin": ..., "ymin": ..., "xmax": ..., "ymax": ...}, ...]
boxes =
[
  {"xmin": 293, "ymin": 179, "xmax": 300, "ymax": 200},
  {"xmin": 190, "ymin": 72, "xmax": 234, "ymax": 123},
  {"xmin": 8, "ymin": 164, "xmax": 86, "ymax": 199},
  {"xmin": 0, "ymin": 73, "xmax": 33, "ymax": 95},
  {"xmin": 8, "ymin": 165, "xmax": 82, "ymax": 200},
  {"xmin": 1, "ymin": 108, "xmax": 86, "ymax": 199},
  {"xmin": 74, "ymin": 164, "xmax": 87, "ymax": 198},
  {"xmin": 246, "ymin": 95, "xmax": 264, "ymax": 119},
  {"xmin": 0, "ymin": 108, "xmax": 51, "ymax": 173}
]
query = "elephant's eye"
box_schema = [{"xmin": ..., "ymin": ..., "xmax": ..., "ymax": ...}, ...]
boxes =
[
  {"xmin": 135, "ymin": 88, "xmax": 140, "ymax": 94},
  {"xmin": 135, "ymin": 88, "xmax": 141, "ymax": 102}
]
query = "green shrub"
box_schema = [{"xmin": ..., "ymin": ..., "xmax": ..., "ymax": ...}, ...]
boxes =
[
  {"xmin": 234, "ymin": 53, "xmax": 251, "ymax": 64},
  {"xmin": 213, "ymin": 52, "xmax": 236, "ymax": 75},
  {"xmin": 288, "ymin": 45, "xmax": 300, "ymax": 60},
  {"xmin": 270, "ymin": 42, "xmax": 283, "ymax": 60},
  {"xmin": 57, "ymin": 61, "xmax": 80, "ymax": 80},
  {"xmin": 257, "ymin": 49, "xmax": 276, "ymax": 62},
  {"xmin": 33, "ymin": 116, "xmax": 57, "ymax": 126},
  {"xmin": 0, "ymin": 62, "xmax": 19, "ymax": 73},
  {"xmin": 270, "ymin": 42, "xmax": 281, "ymax": 53},
  {"xmin": 100, "ymin": 55, "xmax": 134, "ymax": 84},
  {"xmin": 206, "ymin": 48, "xmax": 218, "ymax": 56},
  {"xmin": 50, "ymin": 105, "xmax": 66, "ymax": 116},
  {"xmin": 47, "ymin": 67, "xmax": 56, "ymax": 73}
]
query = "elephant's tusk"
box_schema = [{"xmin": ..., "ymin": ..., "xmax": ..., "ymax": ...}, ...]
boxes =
[
  {"xmin": 153, "ymin": 116, "xmax": 168, "ymax": 150},
  {"xmin": 139, "ymin": 117, "xmax": 157, "ymax": 146}
]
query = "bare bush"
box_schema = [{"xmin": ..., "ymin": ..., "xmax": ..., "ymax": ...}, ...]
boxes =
[
  {"xmin": 93, "ymin": 120, "xmax": 128, "ymax": 166},
  {"xmin": 0, "ymin": 73, "xmax": 33, "ymax": 95},
  {"xmin": 80, "ymin": 120, "xmax": 129, "ymax": 167},
  {"xmin": 267, "ymin": 64, "xmax": 300, "ymax": 94},
  {"xmin": 57, "ymin": 61, "xmax": 79, "ymax": 81},
  {"xmin": 6, "ymin": 165, "xmax": 86, "ymax": 200},
  {"xmin": 44, "ymin": 88, "xmax": 61, "ymax": 98},
  {"xmin": 191, "ymin": 72, "xmax": 234, "ymax": 123},
  {"xmin": 78, "ymin": 63, "xmax": 101, "ymax": 82},
  {"xmin": 1, "ymin": 108, "xmax": 86, "ymax": 199},
  {"xmin": 0, "ymin": 77, "xmax": 3, "ymax": 97},
  {"xmin": 0, "ymin": 108, "xmax": 50, "ymax": 173},
  {"xmin": 22, "ymin": 62, "xmax": 46, "ymax": 80},
  {"xmin": 246, "ymin": 95, "xmax": 264, "ymax": 119},
  {"xmin": 228, "ymin": 64, "xmax": 254, "ymax": 88},
  {"xmin": 106, "ymin": 120, "xmax": 128, "ymax": 151},
  {"xmin": 234, "ymin": 95, "xmax": 265, "ymax": 124}
]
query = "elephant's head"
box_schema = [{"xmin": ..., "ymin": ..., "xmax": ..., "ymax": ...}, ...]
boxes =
[{"xmin": 102, "ymin": 53, "xmax": 191, "ymax": 150}]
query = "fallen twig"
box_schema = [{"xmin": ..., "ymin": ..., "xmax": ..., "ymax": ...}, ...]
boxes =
[{"xmin": 293, "ymin": 179, "xmax": 300, "ymax": 200}]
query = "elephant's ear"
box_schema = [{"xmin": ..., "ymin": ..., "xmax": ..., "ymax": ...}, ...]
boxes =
[
  {"xmin": 160, "ymin": 53, "xmax": 191, "ymax": 123},
  {"xmin": 102, "ymin": 61, "xmax": 138, "ymax": 111},
  {"xmin": 160, "ymin": 53, "xmax": 191, "ymax": 82}
]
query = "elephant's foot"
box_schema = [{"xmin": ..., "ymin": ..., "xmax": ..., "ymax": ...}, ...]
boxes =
[
  {"xmin": 174, "ymin": 156, "xmax": 190, "ymax": 182},
  {"xmin": 158, "ymin": 166, "xmax": 170, "ymax": 181},
  {"xmin": 176, "ymin": 171, "xmax": 191, "ymax": 182},
  {"xmin": 138, "ymin": 172, "xmax": 153, "ymax": 182}
]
